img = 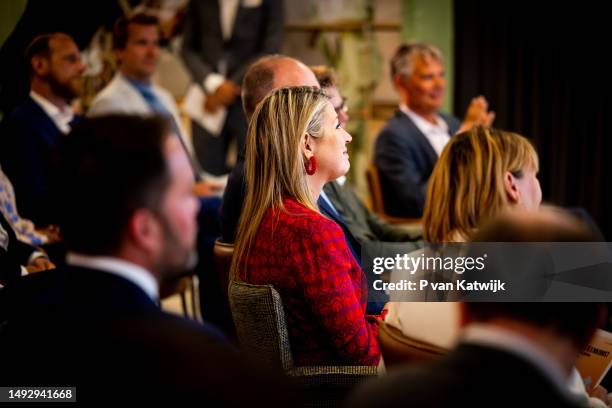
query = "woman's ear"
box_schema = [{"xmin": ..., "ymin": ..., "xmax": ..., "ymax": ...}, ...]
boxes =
[
  {"xmin": 300, "ymin": 132, "xmax": 314, "ymax": 159},
  {"xmin": 504, "ymin": 171, "xmax": 520, "ymax": 204}
]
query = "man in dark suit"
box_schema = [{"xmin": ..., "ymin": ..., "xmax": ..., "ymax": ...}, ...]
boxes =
[
  {"xmin": 351, "ymin": 301, "xmax": 605, "ymax": 408},
  {"xmin": 0, "ymin": 115, "xmax": 297, "ymax": 405},
  {"xmin": 0, "ymin": 33, "xmax": 84, "ymax": 226},
  {"xmin": 181, "ymin": 0, "xmax": 284, "ymax": 175},
  {"xmin": 375, "ymin": 43, "xmax": 495, "ymax": 218}
]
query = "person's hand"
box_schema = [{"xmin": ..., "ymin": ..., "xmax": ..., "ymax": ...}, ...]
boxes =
[
  {"xmin": 458, "ymin": 96, "xmax": 495, "ymax": 133},
  {"xmin": 214, "ymin": 80, "xmax": 240, "ymax": 106},
  {"xmin": 588, "ymin": 385, "xmax": 609, "ymax": 404},
  {"xmin": 36, "ymin": 225, "xmax": 62, "ymax": 243},
  {"xmin": 204, "ymin": 92, "xmax": 222, "ymax": 113},
  {"xmin": 27, "ymin": 256, "xmax": 55, "ymax": 274},
  {"xmin": 192, "ymin": 181, "xmax": 224, "ymax": 197}
]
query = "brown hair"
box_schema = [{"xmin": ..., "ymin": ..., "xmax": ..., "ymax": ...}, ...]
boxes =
[
  {"xmin": 113, "ymin": 12, "xmax": 160, "ymax": 50},
  {"xmin": 423, "ymin": 126, "xmax": 539, "ymax": 243}
]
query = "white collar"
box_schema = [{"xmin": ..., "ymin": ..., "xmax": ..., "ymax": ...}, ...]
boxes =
[
  {"xmin": 400, "ymin": 104, "xmax": 449, "ymax": 134},
  {"xmin": 66, "ymin": 252, "xmax": 159, "ymax": 301},
  {"xmin": 30, "ymin": 90, "xmax": 74, "ymax": 134},
  {"xmin": 335, "ymin": 176, "xmax": 347, "ymax": 186},
  {"xmin": 461, "ymin": 324, "xmax": 573, "ymax": 398}
]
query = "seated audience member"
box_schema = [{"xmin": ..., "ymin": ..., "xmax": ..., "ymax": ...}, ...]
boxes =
[
  {"xmin": 221, "ymin": 55, "xmax": 319, "ymax": 242},
  {"xmin": 222, "ymin": 56, "xmax": 362, "ymax": 265},
  {"xmin": 0, "ymin": 115, "xmax": 297, "ymax": 405},
  {"xmin": 352, "ymin": 210, "xmax": 606, "ymax": 408},
  {"xmin": 87, "ymin": 13, "xmax": 218, "ymax": 191},
  {"xmin": 0, "ymin": 33, "xmax": 84, "ymax": 226},
  {"xmin": 386, "ymin": 126, "xmax": 541, "ymax": 340},
  {"xmin": 312, "ymin": 65, "xmax": 422, "ymax": 248},
  {"xmin": 312, "ymin": 65, "xmax": 422, "ymax": 313},
  {"xmin": 86, "ymin": 12, "xmax": 226, "ymax": 330},
  {"xmin": 375, "ymin": 42, "xmax": 495, "ymax": 218},
  {"xmin": 231, "ymin": 86, "xmax": 380, "ymax": 367}
]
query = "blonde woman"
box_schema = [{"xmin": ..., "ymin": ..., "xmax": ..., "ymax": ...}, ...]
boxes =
[
  {"xmin": 423, "ymin": 126, "xmax": 541, "ymax": 243},
  {"xmin": 231, "ymin": 86, "xmax": 380, "ymax": 367},
  {"xmin": 386, "ymin": 126, "xmax": 541, "ymax": 347}
]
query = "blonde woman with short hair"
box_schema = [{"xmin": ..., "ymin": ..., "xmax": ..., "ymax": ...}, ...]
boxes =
[{"xmin": 386, "ymin": 126, "xmax": 541, "ymax": 347}]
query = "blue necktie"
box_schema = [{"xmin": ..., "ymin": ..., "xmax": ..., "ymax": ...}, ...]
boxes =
[{"xmin": 132, "ymin": 81, "xmax": 203, "ymax": 180}]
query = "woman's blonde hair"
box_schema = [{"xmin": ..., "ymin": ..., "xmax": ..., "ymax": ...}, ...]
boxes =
[
  {"xmin": 230, "ymin": 86, "xmax": 329, "ymax": 280},
  {"xmin": 423, "ymin": 126, "xmax": 539, "ymax": 243}
]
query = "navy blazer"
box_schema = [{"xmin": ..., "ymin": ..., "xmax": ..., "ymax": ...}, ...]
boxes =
[
  {"xmin": 375, "ymin": 110, "xmax": 460, "ymax": 218},
  {"xmin": 0, "ymin": 97, "xmax": 65, "ymax": 226},
  {"xmin": 0, "ymin": 265, "xmax": 297, "ymax": 405}
]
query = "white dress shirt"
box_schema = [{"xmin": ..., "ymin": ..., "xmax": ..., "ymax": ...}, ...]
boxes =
[
  {"xmin": 400, "ymin": 104, "xmax": 450, "ymax": 157},
  {"xmin": 29, "ymin": 91, "xmax": 74, "ymax": 134},
  {"xmin": 66, "ymin": 253, "xmax": 159, "ymax": 301}
]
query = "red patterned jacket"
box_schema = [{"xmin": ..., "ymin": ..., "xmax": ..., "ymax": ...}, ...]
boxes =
[{"xmin": 241, "ymin": 198, "xmax": 380, "ymax": 366}]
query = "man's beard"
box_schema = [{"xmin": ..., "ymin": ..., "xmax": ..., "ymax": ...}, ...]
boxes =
[
  {"xmin": 46, "ymin": 73, "xmax": 80, "ymax": 103},
  {"xmin": 154, "ymin": 214, "xmax": 198, "ymax": 280}
]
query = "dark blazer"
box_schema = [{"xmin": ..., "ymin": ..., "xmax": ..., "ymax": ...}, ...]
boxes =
[
  {"xmin": 181, "ymin": 0, "xmax": 284, "ymax": 86},
  {"xmin": 349, "ymin": 343, "xmax": 584, "ymax": 408},
  {"xmin": 0, "ymin": 265, "xmax": 298, "ymax": 405},
  {"xmin": 375, "ymin": 110, "xmax": 460, "ymax": 218},
  {"xmin": 323, "ymin": 181, "xmax": 421, "ymax": 245},
  {"xmin": 0, "ymin": 97, "xmax": 65, "ymax": 226},
  {"xmin": 221, "ymin": 154, "xmax": 246, "ymax": 243}
]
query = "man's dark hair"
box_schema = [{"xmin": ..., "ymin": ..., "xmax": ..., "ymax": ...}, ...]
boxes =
[
  {"xmin": 24, "ymin": 33, "xmax": 65, "ymax": 76},
  {"xmin": 466, "ymin": 208, "xmax": 605, "ymax": 349},
  {"xmin": 52, "ymin": 114, "xmax": 171, "ymax": 255},
  {"xmin": 113, "ymin": 12, "xmax": 160, "ymax": 50}
]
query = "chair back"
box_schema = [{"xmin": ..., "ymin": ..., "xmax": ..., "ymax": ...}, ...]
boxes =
[
  {"xmin": 366, "ymin": 163, "xmax": 385, "ymax": 214},
  {"xmin": 228, "ymin": 280, "xmax": 294, "ymax": 370},
  {"xmin": 213, "ymin": 239, "xmax": 234, "ymax": 295},
  {"xmin": 377, "ymin": 320, "xmax": 447, "ymax": 369}
]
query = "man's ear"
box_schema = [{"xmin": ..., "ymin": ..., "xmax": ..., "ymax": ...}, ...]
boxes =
[
  {"xmin": 504, "ymin": 171, "xmax": 520, "ymax": 204},
  {"xmin": 114, "ymin": 49, "xmax": 124, "ymax": 65},
  {"xmin": 30, "ymin": 55, "xmax": 49, "ymax": 77},
  {"xmin": 393, "ymin": 74, "xmax": 402, "ymax": 88},
  {"xmin": 300, "ymin": 132, "xmax": 314, "ymax": 160},
  {"xmin": 128, "ymin": 208, "xmax": 161, "ymax": 254}
]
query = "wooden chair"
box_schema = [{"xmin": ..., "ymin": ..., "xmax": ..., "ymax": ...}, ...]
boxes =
[
  {"xmin": 377, "ymin": 320, "xmax": 447, "ymax": 370},
  {"xmin": 160, "ymin": 275, "xmax": 197, "ymax": 319},
  {"xmin": 365, "ymin": 163, "xmax": 422, "ymax": 227}
]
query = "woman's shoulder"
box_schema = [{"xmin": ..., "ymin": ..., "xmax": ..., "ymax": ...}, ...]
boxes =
[{"xmin": 272, "ymin": 198, "xmax": 343, "ymax": 237}]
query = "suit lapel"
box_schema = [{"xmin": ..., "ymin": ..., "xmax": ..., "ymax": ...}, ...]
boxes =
[
  {"xmin": 396, "ymin": 110, "xmax": 438, "ymax": 165},
  {"xmin": 24, "ymin": 98, "xmax": 62, "ymax": 148},
  {"xmin": 317, "ymin": 196, "xmax": 362, "ymax": 263}
]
